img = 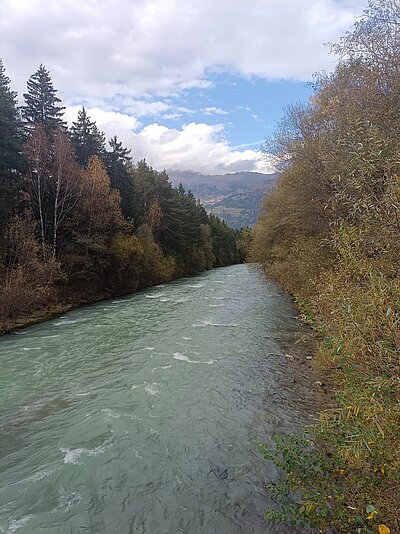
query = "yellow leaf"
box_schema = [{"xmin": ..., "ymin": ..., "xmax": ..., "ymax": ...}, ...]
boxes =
[
  {"xmin": 305, "ymin": 502, "xmax": 317, "ymax": 514},
  {"xmin": 378, "ymin": 525, "xmax": 390, "ymax": 534},
  {"xmin": 367, "ymin": 510, "xmax": 378, "ymax": 520}
]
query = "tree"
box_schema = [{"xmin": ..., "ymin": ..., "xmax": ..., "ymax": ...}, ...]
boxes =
[
  {"xmin": 145, "ymin": 197, "xmax": 163, "ymax": 239},
  {"xmin": 104, "ymin": 135, "xmax": 133, "ymax": 217},
  {"xmin": 109, "ymin": 233, "xmax": 143, "ymax": 293},
  {"xmin": 209, "ymin": 214, "xmax": 241, "ymax": 267},
  {"xmin": 0, "ymin": 59, "xmax": 24, "ymax": 237},
  {"xmin": 250, "ymin": 3, "xmax": 400, "ymax": 529},
  {"xmin": 136, "ymin": 224, "xmax": 175, "ymax": 286},
  {"xmin": 22, "ymin": 64, "xmax": 66, "ymax": 134},
  {"xmin": 0, "ymin": 212, "xmax": 61, "ymax": 331},
  {"xmin": 23, "ymin": 126, "xmax": 81, "ymax": 258},
  {"xmin": 70, "ymin": 107, "xmax": 106, "ymax": 167},
  {"xmin": 64, "ymin": 155, "xmax": 127, "ymax": 288},
  {"xmin": 332, "ymin": 0, "xmax": 400, "ymax": 77},
  {"xmin": 50, "ymin": 130, "xmax": 82, "ymax": 256},
  {"xmin": 130, "ymin": 160, "xmax": 174, "ymax": 228},
  {"xmin": 108, "ymin": 135, "xmax": 131, "ymax": 163},
  {"xmin": 23, "ymin": 125, "xmax": 51, "ymax": 255}
]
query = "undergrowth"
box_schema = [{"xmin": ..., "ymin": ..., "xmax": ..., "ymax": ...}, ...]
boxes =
[{"xmin": 259, "ymin": 294, "xmax": 399, "ymax": 533}]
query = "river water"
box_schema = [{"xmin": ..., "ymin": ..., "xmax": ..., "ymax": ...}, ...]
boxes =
[{"xmin": 0, "ymin": 264, "xmax": 320, "ymax": 534}]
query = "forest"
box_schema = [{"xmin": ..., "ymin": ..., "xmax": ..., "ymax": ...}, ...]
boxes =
[
  {"xmin": 251, "ymin": 1, "xmax": 399, "ymax": 532},
  {"xmin": 0, "ymin": 62, "xmax": 245, "ymax": 333}
]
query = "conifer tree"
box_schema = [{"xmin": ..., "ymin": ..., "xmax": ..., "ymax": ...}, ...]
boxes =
[
  {"xmin": 22, "ymin": 64, "xmax": 65, "ymax": 134},
  {"xmin": 105, "ymin": 135, "xmax": 132, "ymax": 217},
  {"xmin": 108, "ymin": 135, "xmax": 131, "ymax": 163},
  {"xmin": 0, "ymin": 59, "xmax": 24, "ymax": 237},
  {"xmin": 70, "ymin": 107, "xmax": 106, "ymax": 167}
]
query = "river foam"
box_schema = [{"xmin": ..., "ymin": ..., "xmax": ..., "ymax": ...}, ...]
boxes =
[
  {"xmin": 152, "ymin": 364, "xmax": 172, "ymax": 372},
  {"xmin": 60, "ymin": 441, "xmax": 111, "ymax": 465},
  {"xmin": 101, "ymin": 408, "xmax": 121, "ymax": 419},
  {"xmin": 8, "ymin": 515, "xmax": 33, "ymax": 533},
  {"xmin": 21, "ymin": 468, "xmax": 56, "ymax": 484},
  {"xmin": 192, "ymin": 320, "xmax": 238, "ymax": 328},
  {"xmin": 53, "ymin": 318, "xmax": 78, "ymax": 326},
  {"xmin": 173, "ymin": 352, "xmax": 216, "ymax": 365},
  {"xmin": 58, "ymin": 488, "xmax": 82, "ymax": 511},
  {"xmin": 145, "ymin": 383, "xmax": 160, "ymax": 395}
]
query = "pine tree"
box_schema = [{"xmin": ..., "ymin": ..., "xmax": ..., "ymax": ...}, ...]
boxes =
[
  {"xmin": 22, "ymin": 64, "xmax": 66, "ymax": 134},
  {"xmin": 105, "ymin": 135, "xmax": 132, "ymax": 218},
  {"xmin": 70, "ymin": 107, "xmax": 106, "ymax": 167},
  {"xmin": 108, "ymin": 135, "xmax": 131, "ymax": 163},
  {"xmin": 0, "ymin": 59, "xmax": 24, "ymax": 239}
]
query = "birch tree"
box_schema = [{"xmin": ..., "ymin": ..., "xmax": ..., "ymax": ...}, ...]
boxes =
[{"xmin": 51, "ymin": 130, "xmax": 81, "ymax": 256}]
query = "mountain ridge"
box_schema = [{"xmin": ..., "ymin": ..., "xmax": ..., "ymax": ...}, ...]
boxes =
[{"xmin": 168, "ymin": 170, "xmax": 278, "ymax": 227}]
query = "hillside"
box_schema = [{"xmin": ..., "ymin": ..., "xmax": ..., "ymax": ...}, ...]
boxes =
[{"xmin": 168, "ymin": 171, "xmax": 277, "ymax": 227}]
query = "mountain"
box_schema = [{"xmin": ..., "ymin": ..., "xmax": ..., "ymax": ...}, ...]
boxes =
[{"xmin": 168, "ymin": 170, "xmax": 278, "ymax": 228}]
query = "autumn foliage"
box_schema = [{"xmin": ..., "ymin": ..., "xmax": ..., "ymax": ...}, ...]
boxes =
[
  {"xmin": 251, "ymin": 1, "xmax": 400, "ymax": 531},
  {"xmin": 0, "ymin": 63, "xmax": 245, "ymax": 333}
]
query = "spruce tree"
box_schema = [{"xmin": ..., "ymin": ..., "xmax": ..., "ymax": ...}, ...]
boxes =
[
  {"xmin": 105, "ymin": 135, "xmax": 133, "ymax": 218},
  {"xmin": 70, "ymin": 107, "xmax": 106, "ymax": 167},
  {"xmin": 22, "ymin": 64, "xmax": 66, "ymax": 134},
  {"xmin": 0, "ymin": 59, "xmax": 24, "ymax": 237},
  {"xmin": 108, "ymin": 135, "xmax": 131, "ymax": 162}
]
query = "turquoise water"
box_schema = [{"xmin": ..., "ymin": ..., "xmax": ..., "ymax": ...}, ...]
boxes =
[{"xmin": 0, "ymin": 264, "xmax": 318, "ymax": 533}]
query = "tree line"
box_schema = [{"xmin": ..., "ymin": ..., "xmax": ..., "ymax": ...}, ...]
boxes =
[
  {"xmin": 251, "ymin": 1, "xmax": 399, "ymax": 531},
  {"xmin": 0, "ymin": 62, "xmax": 245, "ymax": 332}
]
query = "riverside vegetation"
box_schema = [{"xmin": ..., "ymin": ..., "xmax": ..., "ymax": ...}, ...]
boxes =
[
  {"xmin": 251, "ymin": 1, "xmax": 399, "ymax": 532},
  {"xmin": 0, "ymin": 61, "xmax": 245, "ymax": 333}
]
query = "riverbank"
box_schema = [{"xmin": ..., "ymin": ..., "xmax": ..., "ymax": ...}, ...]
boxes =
[
  {"xmin": 0, "ymin": 265, "xmax": 238, "ymax": 336},
  {"xmin": 249, "ymin": 4, "xmax": 400, "ymax": 527},
  {"xmin": 255, "ymin": 266, "xmax": 399, "ymax": 534},
  {"xmin": 0, "ymin": 289, "xmax": 117, "ymax": 336},
  {"xmin": 295, "ymin": 294, "xmax": 399, "ymax": 533}
]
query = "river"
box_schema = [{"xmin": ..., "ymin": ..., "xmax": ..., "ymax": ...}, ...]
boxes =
[{"xmin": 0, "ymin": 264, "xmax": 320, "ymax": 533}]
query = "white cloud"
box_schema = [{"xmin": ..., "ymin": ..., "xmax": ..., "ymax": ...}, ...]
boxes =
[
  {"xmin": 122, "ymin": 100, "xmax": 171, "ymax": 117},
  {"xmin": 251, "ymin": 113, "xmax": 265, "ymax": 125},
  {"xmin": 64, "ymin": 106, "xmax": 142, "ymax": 135},
  {"xmin": 66, "ymin": 106, "xmax": 273, "ymax": 174},
  {"xmin": 0, "ymin": 0, "xmax": 368, "ymax": 174},
  {"xmin": 1, "ymin": 0, "xmax": 367, "ymax": 100},
  {"xmin": 202, "ymin": 107, "xmax": 229, "ymax": 116},
  {"xmin": 132, "ymin": 122, "xmax": 274, "ymax": 174},
  {"xmin": 161, "ymin": 113, "xmax": 183, "ymax": 120}
]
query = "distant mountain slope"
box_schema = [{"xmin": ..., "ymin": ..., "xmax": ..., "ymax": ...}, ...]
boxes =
[{"xmin": 168, "ymin": 170, "xmax": 277, "ymax": 228}]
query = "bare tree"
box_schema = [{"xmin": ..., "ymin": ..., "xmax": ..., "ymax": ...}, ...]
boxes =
[
  {"xmin": 332, "ymin": 0, "xmax": 400, "ymax": 81},
  {"xmin": 23, "ymin": 125, "xmax": 50, "ymax": 256},
  {"xmin": 51, "ymin": 130, "xmax": 82, "ymax": 256}
]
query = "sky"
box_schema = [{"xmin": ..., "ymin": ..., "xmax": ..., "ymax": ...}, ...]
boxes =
[{"xmin": 0, "ymin": 0, "xmax": 368, "ymax": 174}]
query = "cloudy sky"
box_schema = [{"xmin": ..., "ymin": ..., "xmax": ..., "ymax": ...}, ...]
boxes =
[{"xmin": 1, "ymin": 0, "xmax": 368, "ymax": 174}]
